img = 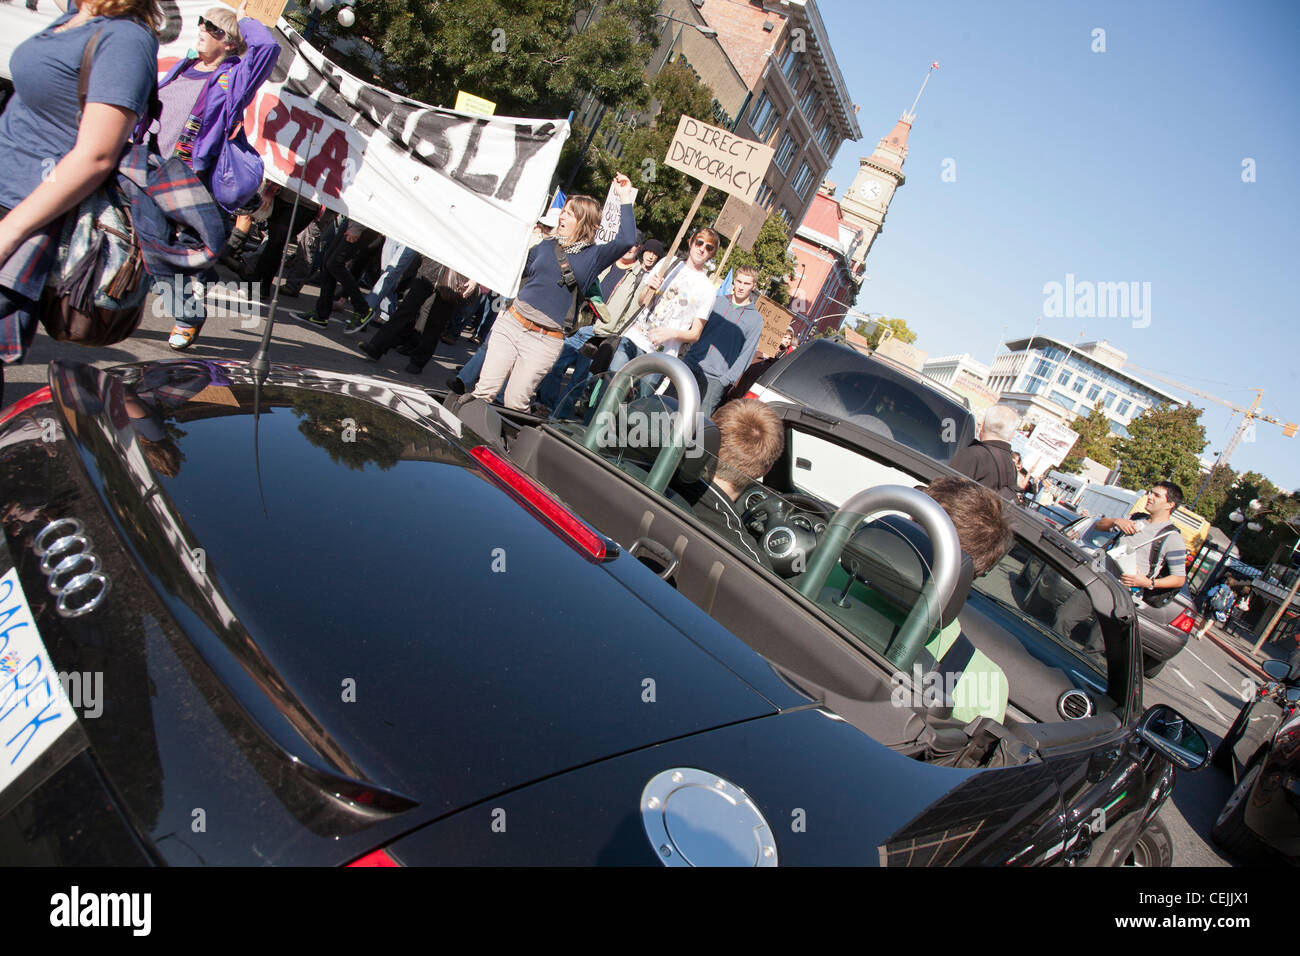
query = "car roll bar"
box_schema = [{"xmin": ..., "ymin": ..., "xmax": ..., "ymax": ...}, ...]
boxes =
[
  {"xmin": 797, "ymin": 485, "xmax": 963, "ymax": 667},
  {"xmin": 582, "ymin": 352, "xmax": 701, "ymax": 494}
]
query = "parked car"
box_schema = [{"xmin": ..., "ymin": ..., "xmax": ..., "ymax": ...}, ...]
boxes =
[
  {"xmin": 742, "ymin": 338, "xmax": 977, "ymax": 465},
  {"xmin": 1062, "ymin": 514, "xmax": 1198, "ymax": 677},
  {"xmin": 1212, "ymin": 658, "xmax": 1300, "ymax": 863},
  {"xmin": 1033, "ymin": 504, "xmax": 1079, "ymax": 530},
  {"xmin": 0, "ymin": 356, "xmax": 1206, "ymax": 866}
]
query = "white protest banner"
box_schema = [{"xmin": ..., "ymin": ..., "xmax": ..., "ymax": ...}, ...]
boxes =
[
  {"xmin": 594, "ymin": 179, "xmax": 637, "ymax": 245},
  {"xmin": 664, "ymin": 115, "xmax": 773, "ymax": 204},
  {"xmin": 0, "ymin": 0, "xmax": 568, "ymax": 297}
]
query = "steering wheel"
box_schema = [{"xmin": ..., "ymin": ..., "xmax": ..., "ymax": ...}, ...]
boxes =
[
  {"xmin": 740, "ymin": 487, "xmax": 790, "ymax": 537},
  {"xmin": 740, "ymin": 487, "xmax": 818, "ymax": 577}
]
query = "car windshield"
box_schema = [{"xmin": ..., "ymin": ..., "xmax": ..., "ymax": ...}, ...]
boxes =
[{"xmin": 763, "ymin": 341, "xmax": 973, "ymax": 462}]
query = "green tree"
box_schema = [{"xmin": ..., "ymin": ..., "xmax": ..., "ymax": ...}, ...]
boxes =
[
  {"xmin": 1114, "ymin": 403, "xmax": 1206, "ymax": 495},
  {"xmin": 1060, "ymin": 402, "xmax": 1115, "ymax": 473},
  {"xmin": 1214, "ymin": 472, "xmax": 1300, "ymax": 568},
  {"xmin": 1190, "ymin": 460, "xmax": 1237, "ymax": 522},
  {"xmin": 298, "ymin": 0, "xmax": 660, "ymax": 119},
  {"xmin": 729, "ymin": 214, "xmax": 797, "ymax": 306},
  {"xmin": 586, "ymin": 59, "xmax": 723, "ymax": 244}
]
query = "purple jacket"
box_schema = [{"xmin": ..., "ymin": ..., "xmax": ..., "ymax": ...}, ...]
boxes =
[{"xmin": 157, "ymin": 17, "xmax": 280, "ymax": 175}]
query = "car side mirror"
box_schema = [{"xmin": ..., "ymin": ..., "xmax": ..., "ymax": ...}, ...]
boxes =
[
  {"xmin": 1261, "ymin": 658, "xmax": 1292, "ymax": 682},
  {"xmin": 1136, "ymin": 705, "xmax": 1209, "ymax": 771},
  {"xmin": 1286, "ymin": 687, "xmax": 1300, "ymax": 704}
]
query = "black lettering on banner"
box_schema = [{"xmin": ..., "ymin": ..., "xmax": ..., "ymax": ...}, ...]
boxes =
[
  {"xmin": 158, "ymin": 0, "xmax": 183, "ymax": 44},
  {"xmin": 495, "ymin": 123, "xmax": 556, "ymax": 202},
  {"xmin": 451, "ymin": 120, "xmax": 498, "ymax": 195}
]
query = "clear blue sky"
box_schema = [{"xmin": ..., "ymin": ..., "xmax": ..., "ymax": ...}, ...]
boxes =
[{"xmin": 817, "ymin": 0, "xmax": 1300, "ymax": 493}]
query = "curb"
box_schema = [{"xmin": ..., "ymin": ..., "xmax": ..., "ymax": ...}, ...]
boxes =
[{"xmin": 1200, "ymin": 628, "xmax": 1269, "ymax": 679}]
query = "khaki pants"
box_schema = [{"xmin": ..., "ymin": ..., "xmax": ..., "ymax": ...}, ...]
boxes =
[{"xmin": 472, "ymin": 312, "xmax": 565, "ymax": 411}]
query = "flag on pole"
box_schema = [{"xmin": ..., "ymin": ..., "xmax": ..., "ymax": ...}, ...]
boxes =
[{"xmin": 931, "ymin": 61, "xmax": 940, "ymax": 70}]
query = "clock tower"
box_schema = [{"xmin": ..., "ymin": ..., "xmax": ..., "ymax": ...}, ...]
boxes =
[{"xmin": 840, "ymin": 65, "xmax": 936, "ymax": 273}]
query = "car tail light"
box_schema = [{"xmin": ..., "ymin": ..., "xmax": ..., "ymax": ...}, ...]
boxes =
[
  {"xmin": 470, "ymin": 446, "xmax": 610, "ymax": 560},
  {"xmin": 1170, "ymin": 611, "xmax": 1195, "ymax": 633},
  {"xmin": 743, "ymin": 391, "xmax": 758, "ymax": 400},
  {"xmin": 346, "ymin": 848, "xmax": 401, "ymax": 867},
  {"xmin": 0, "ymin": 386, "xmax": 52, "ymax": 427}
]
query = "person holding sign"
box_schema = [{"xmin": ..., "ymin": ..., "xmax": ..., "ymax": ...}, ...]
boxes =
[
  {"xmin": 609, "ymin": 227, "xmax": 719, "ymax": 374},
  {"xmin": 472, "ymin": 173, "xmax": 637, "ymax": 412}
]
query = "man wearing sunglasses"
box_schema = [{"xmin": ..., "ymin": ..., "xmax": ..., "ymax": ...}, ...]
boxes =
[{"xmin": 609, "ymin": 228, "xmax": 719, "ymax": 374}]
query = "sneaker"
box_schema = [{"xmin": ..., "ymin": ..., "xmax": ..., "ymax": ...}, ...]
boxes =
[
  {"xmin": 405, "ymin": 360, "xmax": 425, "ymax": 375},
  {"xmin": 279, "ymin": 285, "xmax": 301, "ymax": 298},
  {"xmin": 357, "ymin": 340, "xmax": 382, "ymax": 362},
  {"xmin": 300, "ymin": 312, "xmax": 329, "ymax": 328},
  {"xmin": 446, "ymin": 376, "xmax": 466, "ymax": 395},
  {"xmin": 168, "ymin": 325, "xmax": 198, "ymax": 350},
  {"xmin": 343, "ymin": 307, "xmax": 374, "ymax": 336}
]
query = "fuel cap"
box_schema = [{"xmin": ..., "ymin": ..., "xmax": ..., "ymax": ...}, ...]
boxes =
[{"xmin": 641, "ymin": 768, "xmax": 777, "ymax": 867}]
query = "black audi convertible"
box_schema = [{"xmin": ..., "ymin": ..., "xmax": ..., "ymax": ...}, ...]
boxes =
[{"xmin": 0, "ymin": 354, "xmax": 1207, "ymax": 865}]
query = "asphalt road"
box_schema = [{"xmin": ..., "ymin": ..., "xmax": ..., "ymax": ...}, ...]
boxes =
[
  {"xmin": 2, "ymin": 270, "xmax": 478, "ymax": 406},
  {"xmin": 1144, "ymin": 637, "xmax": 1274, "ymax": 866}
]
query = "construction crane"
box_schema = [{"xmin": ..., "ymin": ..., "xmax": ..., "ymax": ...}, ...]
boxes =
[{"xmin": 1124, "ymin": 365, "xmax": 1296, "ymax": 480}]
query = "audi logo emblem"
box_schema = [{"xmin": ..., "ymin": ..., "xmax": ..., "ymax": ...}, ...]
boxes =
[{"xmin": 33, "ymin": 518, "xmax": 109, "ymax": 618}]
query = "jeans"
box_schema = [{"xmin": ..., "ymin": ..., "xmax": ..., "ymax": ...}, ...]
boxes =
[
  {"xmin": 535, "ymin": 325, "xmax": 598, "ymax": 409},
  {"xmin": 365, "ymin": 242, "xmax": 418, "ymax": 321}
]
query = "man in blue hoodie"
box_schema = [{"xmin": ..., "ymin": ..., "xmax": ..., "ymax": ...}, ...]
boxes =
[{"xmin": 682, "ymin": 265, "xmax": 764, "ymax": 416}]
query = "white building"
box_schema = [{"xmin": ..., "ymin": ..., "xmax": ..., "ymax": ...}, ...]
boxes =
[
  {"xmin": 922, "ymin": 353, "xmax": 989, "ymax": 389},
  {"xmin": 986, "ymin": 336, "xmax": 1185, "ymax": 438}
]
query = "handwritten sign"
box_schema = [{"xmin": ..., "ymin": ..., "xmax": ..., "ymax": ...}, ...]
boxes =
[
  {"xmin": 594, "ymin": 180, "xmax": 638, "ymax": 245},
  {"xmin": 754, "ymin": 295, "xmax": 796, "ymax": 359},
  {"xmin": 715, "ymin": 194, "xmax": 766, "ymax": 253},
  {"xmin": 664, "ymin": 115, "xmax": 773, "ymax": 204}
]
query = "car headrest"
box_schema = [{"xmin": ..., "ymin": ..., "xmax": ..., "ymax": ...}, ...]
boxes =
[
  {"xmin": 677, "ymin": 414, "xmax": 720, "ymax": 484},
  {"xmin": 840, "ymin": 514, "xmax": 974, "ymax": 628},
  {"xmin": 607, "ymin": 395, "xmax": 705, "ymax": 470},
  {"xmin": 443, "ymin": 393, "xmax": 503, "ymax": 448}
]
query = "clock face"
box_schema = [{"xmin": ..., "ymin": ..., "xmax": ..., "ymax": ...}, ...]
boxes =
[{"xmin": 863, "ymin": 181, "xmax": 882, "ymax": 200}]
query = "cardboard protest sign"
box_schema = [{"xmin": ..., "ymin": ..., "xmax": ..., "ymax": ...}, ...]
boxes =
[
  {"xmin": 454, "ymin": 91, "xmax": 497, "ymax": 116},
  {"xmin": 594, "ymin": 180, "xmax": 637, "ymax": 245},
  {"xmin": 715, "ymin": 194, "xmax": 767, "ymax": 253},
  {"xmin": 219, "ymin": 0, "xmax": 288, "ymax": 28},
  {"xmin": 664, "ymin": 115, "xmax": 773, "ymax": 204},
  {"xmin": 754, "ymin": 295, "xmax": 797, "ymax": 358}
]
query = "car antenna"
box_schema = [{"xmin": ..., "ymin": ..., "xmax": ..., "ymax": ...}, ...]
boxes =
[{"xmin": 250, "ymin": 123, "xmax": 318, "ymax": 518}]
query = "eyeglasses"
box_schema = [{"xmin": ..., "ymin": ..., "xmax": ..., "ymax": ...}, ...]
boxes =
[
  {"xmin": 198, "ymin": 17, "xmax": 226, "ymax": 41},
  {"xmin": 692, "ymin": 238, "xmax": 717, "ymax": 253}
]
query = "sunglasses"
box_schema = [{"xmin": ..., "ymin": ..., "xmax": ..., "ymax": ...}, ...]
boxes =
[
  {"xmin": 692, "ymin": 238, "xmax": 717, "ymax": 252},
  {"xmin": 198, "ymin": 17, "xmax": 226, "ymax": 41}
]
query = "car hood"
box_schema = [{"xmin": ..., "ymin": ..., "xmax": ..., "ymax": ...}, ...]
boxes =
[{"xmin": 48, "ymin": 360, "xmax": 782, "ymax": 819}]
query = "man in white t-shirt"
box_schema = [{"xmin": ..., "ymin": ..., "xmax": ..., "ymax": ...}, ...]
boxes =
[{"xmin": 609, "ymin": 228, "xmax": 718, "ymax": 373}]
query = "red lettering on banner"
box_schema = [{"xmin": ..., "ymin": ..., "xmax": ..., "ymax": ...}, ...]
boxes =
[
  {"xmin": 302, "ymin": 129, "xmax": 350, "ymax": 198},
  {"xmin": 257, "ymin": 96, "xmax": 297, "ymax": 174}
]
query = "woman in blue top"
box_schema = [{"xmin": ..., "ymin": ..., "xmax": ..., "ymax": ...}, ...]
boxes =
[
  {"xmin": 472, "ymin": 172, "xmax": 637, "ymax": 411},
  {"xmin": 0, "ymin": 0, "xmax": 162, "ymax": 404}
]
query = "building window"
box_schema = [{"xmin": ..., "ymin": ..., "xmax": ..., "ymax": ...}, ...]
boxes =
[
  {"xmin": 773, "ymin": 133, "xmax": 797, "ymax": 173},
  {"xmin": 815, "ymin": 121, "xmax": 834, "ymax": 154},
  {"xmin": 777, "ymin": 206, "xmax": 792, "ymax": 227},
  {"xmin": 1033, "ymin": 359, "xmax": 1053, "ymax": 378},
  {"xmin": 1117, "ymin": 398, "xmax": 1131, "ymax": 416},
  {"xmin": 1103, "ymin": 390, "xmax": 1117, "ymax": 408},
  {"xmin": 1072, "ymin": 378, "xmax": 1086, "ymax": 394},
  {"xmin": 1057, "ymin": 370, "xmax": 1071, "ymax": 386},
  {"xmin": 1087, "ymin": 384, "xmax": 1101, "ymax": 401},
  {"xmin": 1110, "ymin": 421, "xmax": 1129, "ymax": 439},
  {"xmin": 791, "ymin": 162, "xmax": 815, "ymax": 198},
  {"xmin": 748, "ymin": 93, "xmax": 775, "ymax": 139},
  {"xmin": 780, "ymin": 45, "xmax": 803, "ymax": 87},
  {"xmin": 755, "ymin": 180, "xmax": 773, "ymax": 209},
  {"xmin": 1051, "ymin": 391, "xmax": 1076, "ymax": 413},
  {"xmin": 799, "ymin": 85, "xmax": 818, "ymax": 119}
]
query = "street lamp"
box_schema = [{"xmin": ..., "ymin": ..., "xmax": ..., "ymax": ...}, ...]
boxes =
[{"xmin": 1199, "ymin": 499, "xmax": 1265, "ymax": 608}]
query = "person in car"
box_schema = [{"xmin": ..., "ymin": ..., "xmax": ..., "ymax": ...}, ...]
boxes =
[
  {"xmin": 921, "ymin": 476, "xmax": 1015, "ymax": 723},
  {"xmin": 950, "ymin": 404, "xmax": 1020, "ymax": 498},
  {"xmin": 692, "ymin": 399, "xmax": 785, "ymax": 565}
]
